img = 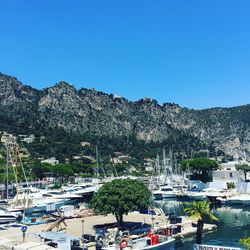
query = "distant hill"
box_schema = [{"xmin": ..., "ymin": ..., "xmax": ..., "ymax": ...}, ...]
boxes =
[{"xmin": 0, "ymin": 72, "xmax": 249, "ymax": 161}]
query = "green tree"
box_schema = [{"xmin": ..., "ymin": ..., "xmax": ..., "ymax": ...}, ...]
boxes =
[
  {"xmin": 52, "ymin": 164, "xmax": 74, "ymax": 181},
  {"xmin": 181, "ymin": 158, "xmax": 219, "ymax": 182},
  {"xmin": 33, "ymin": 162, "xmax": 53, "ymax": 179},
  {"xmin": 235, "ymin": 163, "xmax": 250, "ymax": 182},
  {"xmin": 90, "ymin": 179, "xmax": 151, "ymax": 229},
  {"xmin": 184, "ymin": 201, "xmax": 218, "ymax": 244},
  {"xmin": 240, "ymin": 237, "xmax": 250, "ymax": 249}
]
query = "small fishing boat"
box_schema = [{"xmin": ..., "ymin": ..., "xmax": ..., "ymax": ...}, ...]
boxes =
[{"xmin": 101, "ymin": 234, "xmax": 175, "ymax": 250}]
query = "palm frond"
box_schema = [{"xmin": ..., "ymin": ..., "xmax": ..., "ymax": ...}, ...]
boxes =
[{"xmin": 184, "ymin": 201, "xmax": 218, "ymax": 222}]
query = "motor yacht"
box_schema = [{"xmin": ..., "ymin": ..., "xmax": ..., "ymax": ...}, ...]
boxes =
[
  {"xmin": 41, "ymin": 189, "xmax": 81, "ymax": 199},
  {"xmin": 153, "ymin": 186, "xmax": 179, "ymax": 200},
  {"xmin": 0, "ymin": 207, "xmax": 20, "ymax": 224},
  {"xmin": 62, "ymin": 183, "xmax": 98, "ymax": 196},
  {"xmin": 9, "ymin": 187, "xmax": 69, "ymax": 214},
  {"xmin": 228, "ymin": 194, "xmax": 250, "ymax": 206}
]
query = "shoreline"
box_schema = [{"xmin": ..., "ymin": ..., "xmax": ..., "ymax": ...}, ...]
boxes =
[{"xmin": 0, "ymin": 212, "xmax": 217, "ymax": 249}]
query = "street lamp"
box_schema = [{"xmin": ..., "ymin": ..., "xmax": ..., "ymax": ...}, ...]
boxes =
[
  {"xmin": 81, "ymin": 220, "xmax": 85, "ymax": 249},
  {"xmin": 151, "ymin": 214, "xmax": 155, "ymax": 231}
]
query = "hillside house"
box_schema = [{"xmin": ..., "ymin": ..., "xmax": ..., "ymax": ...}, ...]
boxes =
[
  {"xmin": 41, "ymin": 157, "xmax": 59, "ymax": 165},
  {"xmin": 111, "ymin": 153, "xmax": 131, "ymax": 164},
  {"xmin": 80, "ymin": 141, "xmax": 91, "ymax": 147},
  {"xmin": 0, "ymin": 132, "xmax": 16, "ymax": 144},
  {"xmin": 18, "ymin": 134, "xmax": 35, "ymax": 143},
  {"xmin": 144, "ymin": 158, "xmax": 154, "ymax": 172}
]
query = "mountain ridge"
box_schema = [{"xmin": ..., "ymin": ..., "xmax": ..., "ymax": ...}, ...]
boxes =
[
  {"xmin": 0, "ymin": 72, "xmax": 249, "ymax": 160},
  {"xmin": 1, "ymin": 72, "xmax": 249, "ymax": 110}
]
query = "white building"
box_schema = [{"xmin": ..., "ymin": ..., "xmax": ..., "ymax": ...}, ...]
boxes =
[
  {"xmin": 144, "ymin": 158, "xmax": 154, "ymax": 172},
  {"xmin": 80, "ymin": 141, "xmax": 91, "ymax": 147},
  {"xmin": 41, "ymin": 157, "xmax": 59, "ymax": 165},
  {"xmin": 212, "ymin": 161, "xmax": 244, "ymax": 182},
  {"xmin": 0, "ymin": 132, "xmax": 16, "ymax": 144},
  {"xmin": 18, "ymin": 134, "xmax": 35, "ymax": 143}
]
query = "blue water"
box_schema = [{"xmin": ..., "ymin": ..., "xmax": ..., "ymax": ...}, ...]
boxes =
[{"xmin": 154, "ymin": 201, "xmax": 250, "ymax": 249}]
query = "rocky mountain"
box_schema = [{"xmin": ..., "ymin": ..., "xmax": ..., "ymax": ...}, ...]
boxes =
[{"xmin": 0, "ymin": 72, "xmax": 249, "ymax": 160}]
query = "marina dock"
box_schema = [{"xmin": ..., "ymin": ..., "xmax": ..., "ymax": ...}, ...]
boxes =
[{"xmin": 0, "ymin": 212, "xmax": 217, "ymax": 249}]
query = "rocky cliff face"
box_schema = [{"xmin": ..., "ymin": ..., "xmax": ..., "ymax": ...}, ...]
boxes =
[{"xmin": 0, "ymin": 73, "xmax": 249, "ymax": 159}]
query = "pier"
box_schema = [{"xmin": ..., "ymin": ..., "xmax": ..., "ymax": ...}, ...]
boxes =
[{"xmin": 0, "ymin": 212, "xmax": 217, "ymax": 249}]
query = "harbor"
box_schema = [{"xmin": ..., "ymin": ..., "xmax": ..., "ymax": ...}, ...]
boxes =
[
  {"xmin": 0, "ymin": 201, "xmax": 250, "ymax": 249},
  {"xmin": 1, "ymin": 0, "xmax": 250, "ymax": 248},
  {"xmin": 0, "ymin": 125, "xmax": 249, "ymax": 250},
  {"xmin": 0, "ymin": 212, "xmax": 217, "ymax": 249}
]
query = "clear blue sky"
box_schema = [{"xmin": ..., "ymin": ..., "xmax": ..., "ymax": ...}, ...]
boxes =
[{"xmin": 0, "ymin": 0, "xmax": 249, "ymax": 109}]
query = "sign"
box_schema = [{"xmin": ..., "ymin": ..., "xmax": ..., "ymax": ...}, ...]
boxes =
[
  {"xmin": 21, "ymin": 226, "xmax": 28, "ymax": 243},
  {"xmin": 21, "ymin": 226, "xmax": 27, "ymax": 233},
  {"xmin": 194, "ymin": 244, "xmax": 242, "ymax": 250}
]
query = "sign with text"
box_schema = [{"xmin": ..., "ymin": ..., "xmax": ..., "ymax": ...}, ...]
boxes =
[{"xmin": 193, "ymin": 244, "xmax": 242, "ymax": 250}]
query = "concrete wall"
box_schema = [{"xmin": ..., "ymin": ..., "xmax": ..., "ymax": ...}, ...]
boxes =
[
  {"xmin": 212, "ymin": 170, "xmax": 243, "ymax": 181},
  {"xmin": 188, "ymin": 180, "xmax": 234, "ymax": 190},
  {"xmin": 189, "ymin": 180, "xmax": 250, "ymax": 193}
]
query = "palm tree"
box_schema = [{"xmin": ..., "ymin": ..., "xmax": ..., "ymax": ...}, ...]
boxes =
[
  {"xmin": 240, "ymin": 237, "xmax": 250, "ymax": 249},
  {"xmin": 184, "ymin": 201, "xmax": 218, "ymax": 244}
]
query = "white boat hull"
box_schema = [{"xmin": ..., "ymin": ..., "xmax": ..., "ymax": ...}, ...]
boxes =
[
  {"xmin": 229, "ymin": 199, "xmax": 243, "ymax": 205},
  {"xmin": 27, "ymin": 199, "xmax": 71, "ymax": 213},
  {"xmin": 162, "ymin": 193, "xmax": 177, "ymax": 199},
  {"xmin": 0, "ymin": 216, "xmax": 17, "ymax": 224},
  {"xmin": 102, "ymin": 237, "xmax": 175, "ymax": 250},
  {"xmin": 228, "ymin": 195, "xmax": 250, "ymax": 206}
]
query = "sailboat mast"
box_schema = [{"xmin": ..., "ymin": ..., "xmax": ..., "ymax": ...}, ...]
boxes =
[
  {"xmin": 110, "ymin": 155, "xmax": 118, "ymax": 178},
  {"xmin": 156, "ymin": 154, "xmax": 160, "ymax": 186},
  {"xmin": 96, "ymin": 146, "xmax": 99, "ymax": 179},
  {"xmin": 6, "ymin": 143, "xmax": 9, "ymax": 202},
  {"xmin": 163, "ymin": 149, "xmax": 167, "ymax": 182},
  {"xmin": 8, "ymin": 143, "xmax": 20, "ymax": 200}
]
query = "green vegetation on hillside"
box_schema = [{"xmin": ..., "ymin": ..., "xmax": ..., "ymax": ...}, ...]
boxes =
[{"xmin": 0, "ymin": 124, "xmax": 225, "ymax": 181}]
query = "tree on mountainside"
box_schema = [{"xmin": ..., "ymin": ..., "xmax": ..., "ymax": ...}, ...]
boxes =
[
  {"xmin": 181, "ymin": 158, "xmax": 218, "ymax": 182},
  {"xmin": 184, "ymin": 201, "xmax": 218, "ymax": 244},
  {"xmin": 52, "ymin": 164, "xmax": 74, "ymax": 181},
  {"xmin": 235, "ymin": 163, "xmax": 250, "ymax": 182},
  {"xmin": 90, "ymin": 179, "xmax": 151, "ymax": 229}
]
